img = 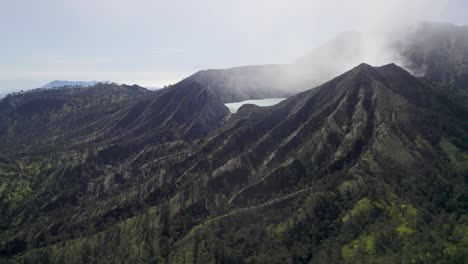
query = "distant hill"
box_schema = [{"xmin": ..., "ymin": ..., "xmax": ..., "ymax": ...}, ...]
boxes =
[{"xmin": 41, "ymin": 80, "xmax": 98, "ymax": 89}]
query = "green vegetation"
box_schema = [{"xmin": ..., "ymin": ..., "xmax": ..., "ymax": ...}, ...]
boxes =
[{"xmin": 0, "ymin": 63, "xmax": 467, "ymax": 263}]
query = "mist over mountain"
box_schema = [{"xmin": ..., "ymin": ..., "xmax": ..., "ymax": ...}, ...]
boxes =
[
  {"xmin": 394, "ymin": 22, "xmax": 468, "ymax": 88},
  {"xmin": 185, "ymin": 22, "xmax": 468, "ymax": 103}
]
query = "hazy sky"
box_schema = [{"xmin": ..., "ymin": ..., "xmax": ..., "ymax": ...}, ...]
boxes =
[{"xmin": 1, "ymin": 0, "xmax": 467, "ymax": 94}]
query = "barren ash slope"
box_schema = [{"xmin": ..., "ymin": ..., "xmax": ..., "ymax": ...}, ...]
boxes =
[{"xmin": 0, "ymin": 62, "xmax": 467, "ymax": 263}]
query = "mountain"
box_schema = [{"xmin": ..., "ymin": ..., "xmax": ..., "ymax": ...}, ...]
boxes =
[
  {"xmin": 184, "ymin": 64, "xmax": 289, "ymax": 103},
  {"xmin": 41, "ymin": 80, "xmax": 98, "ymax": 89},
  {"xmin": 0, "ymin": 81, "xmax": 228, "ymax": 157},
  {"xmin": 180, "ymin": 22, "xmax": 468, "ymax": 104},
  {"xmin": 0, "ymin": 63, "xmax": 466, "ymax": 263}
]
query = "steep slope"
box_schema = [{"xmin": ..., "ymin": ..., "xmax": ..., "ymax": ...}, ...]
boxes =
[
  {"xmin": 0, "ymin": 81, "xmax": 229, "ymax": 156},
  {"xmin": 161, "ymin": 63, "xmax": 467, "ymax": 262},
  {"xmin": 2, "ymin": 63, "xmax": 466, "ymax": 263},
  {"xmin": 0, "ymin": 83, "xmax": 150, "ymax": 155},
  {"xmin": 0, "ymin": 80, "xmax": 230, "ymax": 262},
  {"xmin": 165, "ymin": 63, "xmax": 468, "ymax": 263},
  {"xmin": 109, "ymin": 78, "xmax": 230, "ymax": 142}
]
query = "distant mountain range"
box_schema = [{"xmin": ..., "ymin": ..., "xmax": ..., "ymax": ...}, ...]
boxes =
[
  {"xmin": 0, "ymin": 21, "xmax": 467, "ymax": 263},
  {"xmin": 39, "ymin": 81, "xmax": 161, "ymax": 91},
  {"xmin": 41, "ymin": 80, "xmax": 98, "ymax": 89}
]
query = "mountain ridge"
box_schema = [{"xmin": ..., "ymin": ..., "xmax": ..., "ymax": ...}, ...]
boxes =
[{"xmin": 1, "ymin": 63, "xmax": 466, "ymax": 263}]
